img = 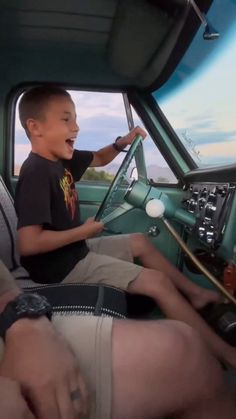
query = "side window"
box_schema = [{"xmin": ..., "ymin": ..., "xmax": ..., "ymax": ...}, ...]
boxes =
[
  {"xmin": 14, "ymin": 91, "xmax": 129, "ymax": 182},
  {"xmin": 14, "ymin": 89, "xmax": 177, "ymax": 184},
  {"xmin": 70, "ymin": 91, "xmax": 129, "ymax": 182},
  {"xmin": 131, "ymin": 106, "xmax": 177, "ymax": 184},
  {"xmin": 15, "ymin": 98, "xmax": 31, "ymax": 176}
]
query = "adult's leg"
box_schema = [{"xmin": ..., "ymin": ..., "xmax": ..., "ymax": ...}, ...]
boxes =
[
  {"xmin": 128, "ymin": 270, "xmax": 236, "ymax": 367},
  {"xmin": 129, "ymin": 233, "xmax": 219, "ymax": 309},
  {"xmin": 112, "ymin": 319, "xmax": 236, "ymax": 419},
  {"xmin": 63, "ymin": 235, "xmax": 236, "ymax": 366}
]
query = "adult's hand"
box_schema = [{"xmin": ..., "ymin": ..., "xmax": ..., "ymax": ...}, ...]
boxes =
[
  {"xmin": 0, "ymin": 376, "xmax": 35, "ymax": 419},
  {"xmin": 0, "ymin": 317, "xmax": 89, "ymax": 419}
]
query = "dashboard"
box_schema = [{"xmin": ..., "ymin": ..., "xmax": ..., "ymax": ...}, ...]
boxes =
[{"xmin": 183, "ymin": 182, "xmax": 236, "ymax": 248}]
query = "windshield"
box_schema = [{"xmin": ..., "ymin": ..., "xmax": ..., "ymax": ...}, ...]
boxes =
[{"xmin": 153, "ymin": 0, "xmax": 236, "ymax": 169}]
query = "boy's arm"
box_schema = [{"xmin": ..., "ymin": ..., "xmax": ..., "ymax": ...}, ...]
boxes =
[
  {"xmin": 90, "ymin": 125, "xmax": 146, "ymax": 167},
  {"xmin": 17, "ymin": 218, "xmax": 104, "ymax": 256}
]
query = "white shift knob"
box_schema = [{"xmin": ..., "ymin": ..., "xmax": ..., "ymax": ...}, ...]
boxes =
[{"xmin": 145, "ymin": 199, "xmax": 165, "ymax": 218}]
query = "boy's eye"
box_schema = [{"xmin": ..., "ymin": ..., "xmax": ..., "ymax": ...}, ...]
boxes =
[{"xmin": 62, "ymin": 118, "xmax": 69, "ymax": 122}]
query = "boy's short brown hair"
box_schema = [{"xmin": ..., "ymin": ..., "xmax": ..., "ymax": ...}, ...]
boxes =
[{"xmin": 19, "ymin": 84, "xmax": 71, "ymax": 136}]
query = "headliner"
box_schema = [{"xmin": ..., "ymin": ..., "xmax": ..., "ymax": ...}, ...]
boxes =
[{"xmin": 0, "ymin": 0, "xmax": 213, "ymax": 91}]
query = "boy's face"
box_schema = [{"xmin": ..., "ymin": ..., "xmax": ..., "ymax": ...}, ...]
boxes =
[{"xmin": 28, "ymin": 95, "xmax": 79, "ymax": 160}]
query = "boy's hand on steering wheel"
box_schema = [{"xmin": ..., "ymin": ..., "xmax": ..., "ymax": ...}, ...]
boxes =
[
  {"xmin": 84, "ymin": 217, "xmax": 104, "ymax": 237},
  {"xmin": 118, "ymin": 126, "xmax": 147, "ymax": 148}
]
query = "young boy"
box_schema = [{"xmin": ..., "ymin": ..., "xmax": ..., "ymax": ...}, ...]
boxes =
[{"xmin": 15, "ymin": 84, "xmax": 236, "ymax": 368}]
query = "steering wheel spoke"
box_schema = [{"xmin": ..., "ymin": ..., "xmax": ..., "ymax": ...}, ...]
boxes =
[
  {"xmin": 95, "ymin": 135, "xmax": 146, "ymax": 223},
  {"xmin": 135, "ymin": 140, "xmax": 147, "ymax": 182},
  {"xmin": 101, "ymin": 202, "xmax": 133, "ymax": 224}
]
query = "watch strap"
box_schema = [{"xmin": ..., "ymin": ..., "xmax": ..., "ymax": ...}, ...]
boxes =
[
  {"xmin": 112, "ymin": 136, "xmax": 127, "ymax": 153},
  {"xmin": 0, "ymin": 293, "xmax": 52, "ymax": 340},
  {"xmin": 0, "ymin": 303, "xmax": 18, "ymax": 339}
]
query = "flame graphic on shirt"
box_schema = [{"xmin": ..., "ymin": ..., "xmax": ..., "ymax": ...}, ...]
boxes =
[{"xmin": 60, "ymin": 169, "xmax": 78, "ymax": 219}]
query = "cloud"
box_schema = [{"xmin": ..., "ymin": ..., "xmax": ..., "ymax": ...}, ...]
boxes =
[
  {"xmin": 183, "ymin": 116, "xmax": 216, "ymax": 130},
  {"xmin": 198, "ymin": 140, "xmax": 236, "ymax": 157},
  {"xmin": 14, "ymin": 90, "xmax": 175, "ymax": 170},
  {"xmin": 70, "ymin": 91, "xmax": 127, "ymax": 120},
  {"xmin": 176, "ymin": 128, "xmax": 236, "ymax": 146},
  {"xmin": 15, "ymin": 129, "xmax": 29, "ymax": 145},
  {"xmin": 75, "ymin": 114, "xmax": 129, "ymax": 150},
  {"xmin": 15, "ymin": 144, "xmax": 31, "ymax": 165}
]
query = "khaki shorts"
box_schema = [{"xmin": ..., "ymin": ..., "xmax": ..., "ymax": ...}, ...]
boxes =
[
  {"xmin": 63, "ymin": 234, "xmax": 143, "ymax": 290},
  {"xmin": 0, "ymin": 315, "xmax": 113, "ymax": 419}
]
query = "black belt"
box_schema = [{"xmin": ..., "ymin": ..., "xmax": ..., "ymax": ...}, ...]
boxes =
[{"xmin": 24, "ymin": 283, "xmax": 128, "ymax": 319}]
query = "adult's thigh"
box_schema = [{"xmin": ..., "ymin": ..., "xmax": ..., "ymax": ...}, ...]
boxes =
[{"xmin": 111, "ymin": 319, "xmax": 219, "ymax": 419}]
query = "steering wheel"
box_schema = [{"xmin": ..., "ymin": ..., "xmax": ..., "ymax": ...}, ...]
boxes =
[{"xmin": 95, "ymin": 135, "xmax": 146, "ymax": 224}]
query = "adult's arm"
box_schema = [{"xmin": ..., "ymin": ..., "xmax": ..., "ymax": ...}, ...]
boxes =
[{"xmin": 0, "ymin": 261, "xmax": 89, "ymax": 419}]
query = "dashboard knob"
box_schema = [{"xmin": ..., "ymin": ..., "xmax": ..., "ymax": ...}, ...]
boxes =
[
  {"xmin": 198, "ymin": 197, "xmax": 206, "ymax": 209},
  {"xmin": 147, "ymin": 225, "xmax": 160, "ymax": 237},
  {"xmin": 206, "ymin": 230, "xmax": 215, "ymax": 244},
  {"xmin": 208, "ymin": 192, "xmax": 217, "ymax": 204},
  {"xmin": 218, "ymin": 185, "xmax": 228, "ymax": 196},
  {"xmin": 198, "ymin": 226, "xmax": 205, "ymax": 238},
  {"xmin": 205, "ymin": 203, "xmax": 216, "ymax": 220},
  {"xmin": 188, "ymin": 199, "xmax": 197, "ymax": 212},
  {"xmin": 201, "ymin": 188, "xmax": 208, "ymax": 198}
]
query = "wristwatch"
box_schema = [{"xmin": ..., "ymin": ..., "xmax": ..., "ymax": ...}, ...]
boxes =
[
  {"xmin": 112, "ymin": 136, "xmax": 127, "ymax": 153},
  {"xmin": 0, "ymin": 293, "xmax": 52, "ymax": 340}
]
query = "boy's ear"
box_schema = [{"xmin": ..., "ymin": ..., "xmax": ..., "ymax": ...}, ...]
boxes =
[{"xmin": 25, "ymin": 118, "xmax": 43, "ymax": 137}]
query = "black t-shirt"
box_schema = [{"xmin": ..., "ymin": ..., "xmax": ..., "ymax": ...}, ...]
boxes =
[{"xmin": 15, "ymin": 150, "xmax": 93, "ymax": 283}]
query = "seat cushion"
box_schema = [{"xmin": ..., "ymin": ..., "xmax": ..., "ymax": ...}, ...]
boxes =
[{"xmin": 0, "ymin": 176, "xmax": 29, "ymax": 278}]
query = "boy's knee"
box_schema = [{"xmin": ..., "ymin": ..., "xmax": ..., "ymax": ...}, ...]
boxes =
[
  {"xmin": 130, "ymin": 232, "xmax": 151, "ymax": 255},
  {"xmin": 129, "ymin": 268, "xmax": 175, "ymax": 296},
  {"xmin": 131, "ymin": 232, "xmax": 146, "ymax": 244}
]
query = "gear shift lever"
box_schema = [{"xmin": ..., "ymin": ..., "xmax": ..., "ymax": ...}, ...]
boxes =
[{"xmin": 145, "ymin": 199, "xmax": 236, "ymax": 305}]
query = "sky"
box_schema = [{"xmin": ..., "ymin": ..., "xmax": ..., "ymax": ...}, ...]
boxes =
[
  {"xmin": 14, "ymin": 91, "xmax": 169, "ymax": 171},
  {"xmin": 156, "ymin": 7, "xmax": 236, "ymax": 167}
]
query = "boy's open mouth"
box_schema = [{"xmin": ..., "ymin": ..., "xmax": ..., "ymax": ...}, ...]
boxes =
[{"xmin": 65, "ymin": 139, "xmax": 74, "ymax": 150}]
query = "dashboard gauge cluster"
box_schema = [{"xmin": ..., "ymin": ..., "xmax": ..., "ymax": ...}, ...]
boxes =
[{"xmin": 183, "ymin": 183, "xmax": 235, "ymax": 248}]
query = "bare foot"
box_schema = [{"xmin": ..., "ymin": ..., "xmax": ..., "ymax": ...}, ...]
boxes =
[{"xmin": 190, "ymin": 288, "xmax": 221, "ymax": 310}]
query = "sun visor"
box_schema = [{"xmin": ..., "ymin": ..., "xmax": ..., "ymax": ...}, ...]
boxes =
[{"xmin": 108, "ymin": 0, "xmax": 189, "ymax": 85}]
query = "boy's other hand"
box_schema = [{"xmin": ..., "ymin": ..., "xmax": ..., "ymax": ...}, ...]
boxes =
[
  {"xmin": 0, "ymin": 317, "xmax": 89, "ymax": 419},
  {"xmin": 0, "ymin": 376, "xmax": 36, "ymax": 419},
  {"xmin": 84, "ymin": 217, "xmax": 104, "ymax": 238}
]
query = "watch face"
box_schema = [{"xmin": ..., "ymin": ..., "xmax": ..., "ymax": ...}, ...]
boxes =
[{"xmin": 14, "ymin": 293, "xmax": 51, "ymax": 317}]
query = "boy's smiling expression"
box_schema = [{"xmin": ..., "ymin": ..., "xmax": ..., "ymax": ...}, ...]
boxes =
[{"xmin": 27, "ymin": 95, "xmax": 79, "ymax": 161}]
